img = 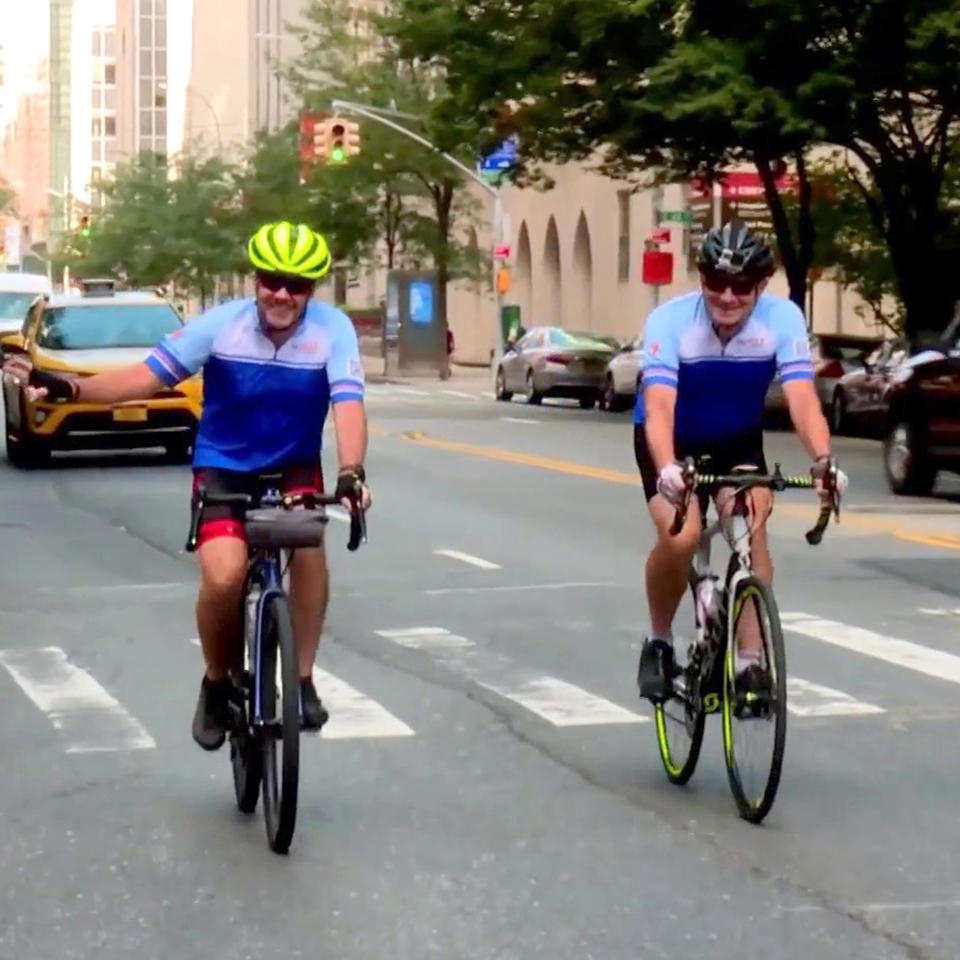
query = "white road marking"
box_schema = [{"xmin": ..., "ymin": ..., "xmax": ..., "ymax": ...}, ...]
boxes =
[
  {"xmin": 780, "ymin": 900, "xmax": 960, "ymax": 914},
  {"xmin": 433, "ymin": 548, "xmax": 501, "ymax": 570},
  {"xmin": 786, "ymin": 677, "xmax": 885, "ymax": 717},
  {"xmin": 311, "ymin": 666, "xmax": 414, "ymax": 739},
  {"xmin": 34, "ymin": 582, "xmax": 190, "ymax": 595},
  {"xmin": 783, "ymin": 612, "xmax": 960, "ymax": 684},
  {"xmin": 500, "ymin": 416, "xmax": 539, "ymax": 424},
  {"xmin": 327, "ymin": 507, "xmax": 349, "ymax": 524},
  {"xmin": 375, "ymin": 627, "xmax": 647, "ymax": 726},
  {"xmin": 0, "ymin": 647, "xmax": 156, "ymax": 753},
  {"xmin": 441, "ymin": 390, "xmax": 479, "ymax": 400},
  {"xmin": 918, "ymin": 607, "xmax": 960, "ymax": 616},
  {"xmin": 393, "ymin": 387, "xmax": 430, "ymax": 396},
  {"xmin": 423, "ymin": 581, "xmax": 609, "ymax": 596},
  {"xmin": 189, "ymin": 639, "xmax": 414, "ymax": 739},
  {"xmin": 482, "ymin": 391, "xmax": 496, "ymax": 399}
]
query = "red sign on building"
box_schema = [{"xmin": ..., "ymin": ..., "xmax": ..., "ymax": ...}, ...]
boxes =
[{"xmin": 642, "ymin": 250, "xmax": 674, "ymax": 286}]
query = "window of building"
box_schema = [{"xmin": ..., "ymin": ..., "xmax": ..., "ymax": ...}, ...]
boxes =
[
  {"xmin": 140, "ymin": 109, "xmax": 153, "ymax": 136},
  {"xmin": 92, "ymin": 33, "xmax": 101, "ymax": 56},
  {"xmin": 617, "ymin": 189, "xmax": 631, "ymax": 282},
  {"xmin": 91, "ymin": 117, "xmax": 102, "ymax": 136},
  {"xmin": 104, "ymin": 63, "xmax": 115, "ymax": 85},
  {"xmin": 104, "ymin": 115, "xmax": 116, "ymax": 137}
]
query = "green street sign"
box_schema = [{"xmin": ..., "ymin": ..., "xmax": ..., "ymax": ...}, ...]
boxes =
[{"xmin": 661, "ymin": 210, "xmax": 693, "ymax": 224}]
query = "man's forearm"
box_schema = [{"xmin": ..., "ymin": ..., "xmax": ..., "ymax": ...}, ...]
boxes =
[
  {"xmin": 787, "ymin": 389, "xmax": 831, "ymax": 461},
  {"xmin": 74, "ymin": 363, "xmax": 165, "ymax": 404},
  {"xmin": 333, "ymin": 400, "xmax": 368, "ymax": 468}
]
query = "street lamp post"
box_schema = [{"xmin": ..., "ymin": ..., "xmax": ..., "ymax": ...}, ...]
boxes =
[
  {"xmin": 330, "ymin": 99, "xmax": 507, "ymax": 374},
  {"xmin": 46, "ymin": 179, "xmax": 71, "ymax": 291}
]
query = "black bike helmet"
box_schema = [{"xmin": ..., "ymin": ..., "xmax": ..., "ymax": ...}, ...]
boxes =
[{"xmin": 697, "ymin": 219, "xmax": 774, "ymax": 279}]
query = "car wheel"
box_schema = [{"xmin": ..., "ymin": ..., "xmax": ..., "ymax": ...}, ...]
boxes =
[
  {"xmin": 830, "ymin": 390, "xmax": 848, "ymax": 435},
  {"xmin": 884, "ymin": 417, "xmax": 935, "ymax": 496},
  {"xmin": 579, "ymin": 393, "xmax": 596, "ymax": 410},
  {"xmin": 7, "ymin": 394, "xmax": 50, "ymax": 469},
  {"xmin": 602, "ymin": 375, "xmax": 621, "ymax": 412},
  {"xmin": 495, "ymin": 367, "xmax": 512, "ymax": 401},
  {"xmin": 525, "ymin": 370, "xmax": 542, "ymax": 405}
]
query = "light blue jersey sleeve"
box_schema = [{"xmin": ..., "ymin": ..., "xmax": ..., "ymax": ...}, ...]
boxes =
[
  {"xmin": 772, "ymin": 299, "xmax": 815, "ymax": 383},
  {"xmin": 640, "ymin": 301, "xmax": 682, "ymax": 390},
  {"xmin": 323, "ymin": 306, "xmax": 365, "ymax": 405},
  {"xmin": 145, "ymin": 300, "xmax": 240, "ymax": 386}
]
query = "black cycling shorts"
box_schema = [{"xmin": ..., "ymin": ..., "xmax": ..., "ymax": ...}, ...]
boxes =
[
  {"xmin": 633, "ymin": 423, "xmax": 767, "ymax": 502},
  {"xmin": 191, "ymin": 459, "xmax": 324, "ymax": 547}
]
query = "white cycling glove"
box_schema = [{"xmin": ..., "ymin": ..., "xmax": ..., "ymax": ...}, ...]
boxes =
[
  {"xmin": 656, "ymin": 461, "xmax": 687, "ymax": 506},
  {"xmin": 811, "ymin": 456, "xmax": 848, "ymax": 499}
]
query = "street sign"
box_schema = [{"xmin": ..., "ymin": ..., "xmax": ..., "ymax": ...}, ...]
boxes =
[
  {"xmin": 480, "ymin": 137, "xmax": 518, "ymax": 182},
  {"xmin": 494, "ymin": 244, "xmax": 511, "ymax": 260},
  {"xmin": 642, "ymin": 250, "xmax": 674, "ymax": 285},
  {"xmin": 660, "ymin": 210, "xmax": 692, "ymax": 224}
]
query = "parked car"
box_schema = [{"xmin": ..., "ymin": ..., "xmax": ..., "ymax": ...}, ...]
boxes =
[
  {"xmin": 828, "ymin": 339, "xmax": 907, "ymax": 436},
  {"xmin": 600, "ymin": 335, "xmax": 643, "ymax": 412},
  {"xmin": 1, "ymin": 278, "xmax": 201, "ymax": 466},
  {"xmin": 882, "ymin": 322, "xmax": 960, "ymax": 495},
  {"xmin": 0, "ymin": 271, "xmax": 52, "ymax": 337},
  {"xmin": 765, "ymin": 332, "xmax": 885, "ymax": 423},
  {"xmin": 495, "ymin": 326, "xmax": 620, "ymax": 408}
]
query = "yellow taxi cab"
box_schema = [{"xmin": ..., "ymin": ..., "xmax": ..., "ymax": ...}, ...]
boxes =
[{"xmin": 1, "ymin": 278, "xmax": 202, "ymax": 467}]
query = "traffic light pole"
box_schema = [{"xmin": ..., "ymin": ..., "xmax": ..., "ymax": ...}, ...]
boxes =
[{"xmin": 331, "ymin": 99, "xmax": 506, "ymax": 373}]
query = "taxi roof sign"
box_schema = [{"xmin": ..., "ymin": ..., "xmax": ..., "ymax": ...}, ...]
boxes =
[{"xmin": 79, "ymin": 278, "xmax": 116, "ymax": 297}]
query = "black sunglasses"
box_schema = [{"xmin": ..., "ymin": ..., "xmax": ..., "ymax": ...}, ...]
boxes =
[
  {"xmin": 700, "ymin": 271, "xmax": 758, "ymax": 296},
  {"xmin": 256, "ymin": 271, "xmax": 315, "ymax": 296}
]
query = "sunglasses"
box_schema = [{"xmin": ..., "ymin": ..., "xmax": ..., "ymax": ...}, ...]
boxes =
[
  {"xmin": 700, "ymin": 272, "xmax": 758, "ymax": 296},
  {"xmin": 256, "ymin": 272, "xmax": 315, "ymax": 296}
]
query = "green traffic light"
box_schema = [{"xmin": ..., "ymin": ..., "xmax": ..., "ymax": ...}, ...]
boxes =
[{"xmin": 331, "ymin": 144, "xmax": 345, "ymax": 163}]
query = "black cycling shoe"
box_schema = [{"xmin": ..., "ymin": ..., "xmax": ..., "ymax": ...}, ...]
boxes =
[
  {"xmin": 300, "ymin": 677, "xmax": 329, "ymax": 731},
  {"xmin": 192, "ymin": 675, "xmax": 233, "ymax": 751},
  {"xmin": 734, "ymin": 662, "xmax": 773, "ymax": 718},
  {"xmin": 638, "ymin": 637, "xmax": 675, "ymax": 703}
]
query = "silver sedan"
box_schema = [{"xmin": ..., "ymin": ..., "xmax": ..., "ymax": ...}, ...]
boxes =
[{"xmin": 495, "ymin": 327, "xmax": 620, "ymax": 409}]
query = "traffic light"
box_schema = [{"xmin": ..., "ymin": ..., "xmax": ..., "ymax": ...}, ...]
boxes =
[
  {"xmin": 79, "ymin": 215, "xmax": 91, "ymax": 237},
  {"xmin": 323, "ymin": 116, "xmax": 360, "ymax": 164}
]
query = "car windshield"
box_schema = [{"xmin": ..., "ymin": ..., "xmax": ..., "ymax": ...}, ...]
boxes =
[
  {"xmin": 0, "ymin": 292, "xmax": 41, "ymax": 322},
  {"xmin": 36, "ymin": 303, "xmax": 182, "ymax": 350},
  {"xmin": 548, "ymin": 329, "xmax": 619, "ymax": 351}
]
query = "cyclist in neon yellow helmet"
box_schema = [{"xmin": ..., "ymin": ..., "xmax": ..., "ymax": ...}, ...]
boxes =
[{"xmin": 5, "ymin": 220, "xmax": 372, "ymax": 747}]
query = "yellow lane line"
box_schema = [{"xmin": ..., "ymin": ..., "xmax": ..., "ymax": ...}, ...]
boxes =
[{"xmin": 393, "ymin": 429, "xmax": 960, "ymax": 552}]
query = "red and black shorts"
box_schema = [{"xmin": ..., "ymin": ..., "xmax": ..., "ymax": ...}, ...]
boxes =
[
  {"xmin": 191, "ymin": 459, "xmax": 324, "ymax": 548},
  {"xmin": 633, "ymin": 423, "xmax": 767, "ymax": 502}
]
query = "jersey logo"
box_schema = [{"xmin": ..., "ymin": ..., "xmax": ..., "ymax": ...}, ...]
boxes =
[
  {"xmin": 350, "ymin": 358, "xmax": 363, "ymax": 377},
  {"xmin": 648, "ymin": 342, "xmax": 660, "ymax": 357}
]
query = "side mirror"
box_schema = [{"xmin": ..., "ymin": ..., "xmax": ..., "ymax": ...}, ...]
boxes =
[{"xmin": 0, "ymin": 333, "xmax": 26, "ymax": 361}]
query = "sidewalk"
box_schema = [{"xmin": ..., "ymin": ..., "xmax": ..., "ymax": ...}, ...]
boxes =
[{"xmin": 362, "ymin": 355, "xmax": 492, "ymax": 385}]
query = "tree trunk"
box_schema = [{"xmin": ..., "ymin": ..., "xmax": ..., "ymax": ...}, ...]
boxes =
[
  {"xmin": 334, "ymin": 267, "xmax": 347, "ymax": 305},
  {"xmin": 755, "ymin": 155, "xmax": 813, "ymax": 314}
]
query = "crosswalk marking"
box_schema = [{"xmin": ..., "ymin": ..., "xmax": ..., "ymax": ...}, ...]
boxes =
[
  {"xmin": 433, "ymin": 548, "xmax": 501, "ymax": 570},
  {"xmin": 189, "ymin": 638, "xmax": 414, "ymax": 740},
  {"xmin": 311, "ymin": 667, "xmax": 414, "ymax": 740},
  {"xmin": 376, "ymin": 627, "xmax": 648, "ymax": 726},
  {"xmin": 0, "ymin": 647, "xmax": 155, "ymax": 753},
  {"xmin": 787, "ymin": 677, "xmax": 885, "ymax": 717},
  {"xmin": 783, "ymin": 612, "xmax": 960, "ymax": 685}
]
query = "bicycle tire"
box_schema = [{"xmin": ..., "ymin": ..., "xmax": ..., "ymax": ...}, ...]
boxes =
[
  {"xmin": 654, "ymin": 679, "xmax": 705, "ymax": 784},
  {"xmin": 231, "ymin": 590, "xmax": 262, "ymax": 813},
  {"xmin": 260, "ymin": 593, "xmax": 300, "ymax": 854},
  {"xmin": 721, "ymin": 576, "xmax": 787, "ymax": 824}
]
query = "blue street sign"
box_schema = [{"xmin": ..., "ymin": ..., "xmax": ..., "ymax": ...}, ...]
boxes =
[{"xmin": 479, "ymin": 137, "xmax": 517, "ymax": 172}]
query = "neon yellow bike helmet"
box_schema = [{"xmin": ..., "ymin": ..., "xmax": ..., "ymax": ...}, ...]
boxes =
[{"xmin": 247, "ymin": 221, "xmax": 332, "ymax": 279}]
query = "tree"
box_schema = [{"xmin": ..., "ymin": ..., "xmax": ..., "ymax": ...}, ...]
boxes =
[
  {"xmin": 286, "ymin": 0, "xmax": 490, "ymax": 365},
  {"xmin": 386, "ymin": 0, "xmax": 960, "ymax": 342},
  {"xmin": 0, "ymin": 181, "xmax": 17, "ymax": 216}
]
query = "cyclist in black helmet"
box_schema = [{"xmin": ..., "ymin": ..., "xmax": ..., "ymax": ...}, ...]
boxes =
[{"xmin": 633, "ymin": 219, "xmax": 847, "ymax": 703}]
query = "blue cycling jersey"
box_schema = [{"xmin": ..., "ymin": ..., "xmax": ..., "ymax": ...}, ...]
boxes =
[
  {"xmin": 632, "ymin": 291, "xmax": 813, "ymax": 447},
  {"xmin": 145, "ymin": 298, "xmax": 364, "ymax": 472}
]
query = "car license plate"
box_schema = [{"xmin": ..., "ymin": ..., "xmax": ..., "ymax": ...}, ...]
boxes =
[{"xmin": 113, "ymin": 406, "xmax": 148, "ymax": 422}]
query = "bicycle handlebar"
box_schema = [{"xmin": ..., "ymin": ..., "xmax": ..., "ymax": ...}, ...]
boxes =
[
  {"xmin": 190, "ymin": 489, "xmax": 367, "ymax": 552},
  {"xmin": 668, "ymin": 458, "xmax": 839, "ymax": 545}
]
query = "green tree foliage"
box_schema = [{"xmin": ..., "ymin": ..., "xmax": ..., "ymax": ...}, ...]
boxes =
[{"xmin": 387, "ymin": 0, "xmax": 960, "ymax": 341}]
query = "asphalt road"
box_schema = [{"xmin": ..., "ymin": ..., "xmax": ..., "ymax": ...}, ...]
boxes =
[{"xmin": 3, "ymin": 377, "xmax": 960, "ymax": 960}]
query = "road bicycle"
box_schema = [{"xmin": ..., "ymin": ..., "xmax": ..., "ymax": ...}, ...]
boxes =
[
  {"xmin": 653, "ymin": 457, "xmax": 838, "ymax": 824},
  {"xmin": 186, "ymin": 485, "xmax": 365, "ymax": 854}
]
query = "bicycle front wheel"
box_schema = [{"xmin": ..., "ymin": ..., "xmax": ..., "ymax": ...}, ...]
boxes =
[
  {"xmin": 260, "ymin": 594, "xmax": 300, "ymax": 854},
  {"xmin": 721, "ymin": 576, "xmax": 787, "ymax": 824}
]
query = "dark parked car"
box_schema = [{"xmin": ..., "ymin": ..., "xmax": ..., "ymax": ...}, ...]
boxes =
[{"xmin": 883, "ymin": 316, "xmax": 960, "ymax": 494}]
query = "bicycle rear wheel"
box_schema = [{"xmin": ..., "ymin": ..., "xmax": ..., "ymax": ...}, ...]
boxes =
[
  {"xmin": 654, "ymin": 646, "xmax": 706, "ymax": 785},
  {"xmin": 260, "ymin": 593, "xmax": 300, "ymax": 853},
  {"xmin": 721, "ymin": 576, "xmax": 787, "ymax": 824}
]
